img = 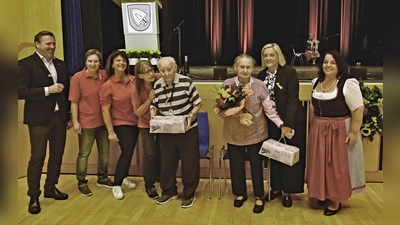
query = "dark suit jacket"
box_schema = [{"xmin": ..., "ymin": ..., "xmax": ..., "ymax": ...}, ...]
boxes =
[
  {"xmin": 18, "ymin": 53, "xmax": 70, "ymax": 126},
  {"xmin": 257, "ymin": 65, "xmax": 305, "ymax": 129}
]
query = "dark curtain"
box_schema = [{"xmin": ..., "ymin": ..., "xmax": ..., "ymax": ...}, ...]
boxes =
[
  {"xmin": 205, "ymin": 0, "xmax": 223, "ymax": 63},
  {"xmin": 61, "ymin": 0, "xmax": 84, "ymax": 75},
  {"xmin": 237, "ymin": 0, "xmax": 254, "ymax": 55}
]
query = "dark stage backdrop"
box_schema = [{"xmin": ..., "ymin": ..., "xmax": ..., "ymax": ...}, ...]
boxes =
[
  {"xmin": 158, "ymin": 0, "xmax": 382, "ymax": 66},
  {"xmin": 68, "ymin": 0, "xmax": 383, "ymax": 67}
]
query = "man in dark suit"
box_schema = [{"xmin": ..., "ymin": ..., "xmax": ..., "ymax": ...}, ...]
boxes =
[{"xmin": 18, "ymin": 31, "xmax": 72, "ymax": 214}]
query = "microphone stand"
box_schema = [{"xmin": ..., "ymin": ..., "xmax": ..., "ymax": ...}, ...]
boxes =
[
  {"xmin": 324, "ymin": 33, "xmax": 340, "ymax": 51},
  {"xmin": 173, "ymin": 20, "xmax": 185, "ymax": 74}
]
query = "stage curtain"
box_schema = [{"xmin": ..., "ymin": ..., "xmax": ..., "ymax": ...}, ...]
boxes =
[
  {"xmin": 237, "ymin": 0, "xmax": 254, "ymax": 54},
  {"xmin": 340, "ymin": 0, "xmax": 361, "ymax": 59},
  {"xmin": 61, "ymin": 0, "xmax": 84, "ymax": 75},
  {"xmin": 205, "ymin": 0, "xmax": 223, "ymax": 63}
]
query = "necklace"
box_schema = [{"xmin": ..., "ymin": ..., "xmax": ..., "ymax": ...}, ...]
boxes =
[{"xmin": 320, "ymin": 79, "xmax": 337, "ymax": 92}]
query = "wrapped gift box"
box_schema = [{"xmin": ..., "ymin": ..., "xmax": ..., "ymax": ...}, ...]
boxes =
[
  {"xmin": 150, "ymin": 116, "xmax": 187, "ymax": 133},
  {"xmin": 259, "ymin": 138, "xmax": 299, "ymax": 166}
]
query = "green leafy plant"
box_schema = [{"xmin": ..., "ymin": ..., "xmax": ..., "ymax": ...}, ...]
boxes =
[
  {"xmin": 121, "ymin": 49, "xmax": 160, "ymax": 59},
  {"xmin": 149, "ymin": 49, "xmax": 161, "ymax": 58},
  {"xmin": 120, "ymin": 49, "xmax": 139, "ymax": 58},
  {"xmin": 359, "ymin": 82, "xmax": 383, "ymax": 141}
]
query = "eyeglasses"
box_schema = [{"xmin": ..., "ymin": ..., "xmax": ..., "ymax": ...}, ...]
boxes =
[{"xmin": 142, "ymin": 69, "xmax": 155, "ymax": 76}]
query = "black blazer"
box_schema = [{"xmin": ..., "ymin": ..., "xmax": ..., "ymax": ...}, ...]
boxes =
[
  {"xmin": 18, "ymin": 53, "xmax": 70, "ymax": 126},
  {"xmin": 257, "ymin": 65, "xmax": 305, "ymax": 129}
]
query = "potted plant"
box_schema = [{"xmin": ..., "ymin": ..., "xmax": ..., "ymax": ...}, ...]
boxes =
[
  {"xmin": 129, "ymin": 49, "xmax": 139, "ymax": 59},
  {"xmin": 125, "ymin": 49, "xmax": 139, "ymax": 65},
  {"xmin": 138, "ymin": 49, "xmax": 151, "ymax": 60},
  {"xmin": 359, "ymin": 82, "xmax": 383, "ymax": 141},
  {"xmin": 149, "ymin": 49, "xmax": 161, "ymax": 65},
  {"xmin": 150, "ymin": 49, "xmax": 161, "ymax": 58}
]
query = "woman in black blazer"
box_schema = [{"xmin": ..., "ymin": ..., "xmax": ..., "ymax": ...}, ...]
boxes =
[{"xmin": 257, "ymin": 43, "xmax": 306, "ymax": 208}]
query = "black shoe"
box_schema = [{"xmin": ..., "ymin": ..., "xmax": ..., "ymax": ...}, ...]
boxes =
[
  {"xmin": 282, "ymin": 194, "xmax": 292, "ymax": 208},
  {"xmin": 324, "ymin": 203, "xmax": 341, "ymax": 216},
  {"xmin": 44, "ymin": 187, "xmax": 68, "ymax": 200},
  {"xmin": 317, "ymin": 199, "xmax": 329, "ymax": 207},
  {"xmin": 233, "ymin": 194, "xmax": 247, "ymax": 208},
  {"xmin": 146, "ymin": 187, "xmax": 159, "ymax": 199},
  {"xmin": 253, "ymin": 198, "xmax": 265, "ymax": 213},
  {"xmin": 263, "ymin": 190, "xmax": 282, "ymax": 202},
  {"xmin": 28, "ymin": 197, "xmax": 41, "ymax": 214}
]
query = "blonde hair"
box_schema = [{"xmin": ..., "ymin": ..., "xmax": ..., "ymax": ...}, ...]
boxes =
[{"xmin": 260, "ymin": 43, "xmax": 286, "ymax": 67}]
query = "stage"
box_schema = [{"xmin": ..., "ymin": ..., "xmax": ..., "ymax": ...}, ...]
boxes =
[{"xmin": 182, "ymin": 65, "xmax": 383, "ymax": 81}]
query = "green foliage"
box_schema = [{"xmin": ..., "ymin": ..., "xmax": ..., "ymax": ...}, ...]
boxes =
[
  {"xmin": 118, "ymin": 49, "xmax": 161, "ymax": 59},
  {"xmin": 359, "ymin": 82, "xmax": 383, "ymax": 141}
]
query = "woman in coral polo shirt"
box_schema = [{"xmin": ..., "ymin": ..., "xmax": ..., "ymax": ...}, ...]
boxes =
[
  {"xmin": 100, "ymin": 51, "xmax": 139, "ymax": 200},
  {"xmin": 69, "ymin": 49, "xmax": 112, "ymax": 197}
]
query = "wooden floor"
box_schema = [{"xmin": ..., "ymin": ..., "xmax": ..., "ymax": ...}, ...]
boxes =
[{"xmin": 18, "ymin": 175, "xmax": 383, "ymax": 225}]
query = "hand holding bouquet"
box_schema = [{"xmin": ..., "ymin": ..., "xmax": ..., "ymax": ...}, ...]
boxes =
[{"xmin": 213, "ymin": 83, "xmax": 253, "ymax": 126}]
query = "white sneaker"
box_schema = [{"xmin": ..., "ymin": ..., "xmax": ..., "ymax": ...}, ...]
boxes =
[
  {"xmin": 123, "ymin": 177, "xmax": 136, "ymax": 189},
  {"xmin": 112, "ymin": 186, "xmax": 124, "ymax": 200}
]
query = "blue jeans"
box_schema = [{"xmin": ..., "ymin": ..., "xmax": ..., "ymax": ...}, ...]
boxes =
[
  {"xmin": 113, "ymin": 125, "xmax": 139, "ymax": 185},
  {"xmin": 140, "ymin": 128, "xmax": 161, "ymax": 189},
  {"xmin": 76, "ymin": 126, "xmax": 109, "ymax": 185}
]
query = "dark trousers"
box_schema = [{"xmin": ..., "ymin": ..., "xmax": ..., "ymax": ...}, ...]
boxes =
[
  {"xmin": 140, "ymin": 128, "xmax": 161, "ymax": 189},
  {"xmin": 27, "ymin": 112, "xmax": 67, "ymax": 197},
  {"xmin": 113, "ymin": 125, "xmax": 139, "ymax": 185},
  {"xmin": 228, "ymin": 142, "xmax": 265, "ymax": 198},
  {"xmin": 267, "ymin": 118, "xmax": 306, "ymax": 193},
  {"xmin": 159, "ymin": 128, "xmax": 200, "ymax": 199}
]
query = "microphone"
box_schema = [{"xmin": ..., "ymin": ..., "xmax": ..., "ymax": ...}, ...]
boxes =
[{"xmin": 173, "ymin": 20, "xmax": 185, "ymax": 31}]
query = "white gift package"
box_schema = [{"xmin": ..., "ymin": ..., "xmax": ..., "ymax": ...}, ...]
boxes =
[
  {"xmin": 150, "ymin": 116, "xmax": 187, "ymax": 133},
  {"xmin": 259, "ymin": 138, "xmax": 299, "ymax": 166}
]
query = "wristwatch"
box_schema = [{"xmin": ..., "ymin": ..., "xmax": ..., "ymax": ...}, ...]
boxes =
[{"xmin": 279, "ymin": 123, "xmax": 284, "ymax": 129}]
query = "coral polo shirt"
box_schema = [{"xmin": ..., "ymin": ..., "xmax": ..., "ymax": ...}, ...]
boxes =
[
  {"xmin": 69, "ymin": 68, "xmax": 108, "ymax": 128},
  {"xmin": 99, "ymin": 75, "xmax": 138, "ymax": 126}
]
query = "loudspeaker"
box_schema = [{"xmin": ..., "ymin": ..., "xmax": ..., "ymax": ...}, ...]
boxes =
[
  {"xmin": 213, "ymin": 68, "xmax": 227, "ymax": 80},
  {"xmin": 349, "ymin": 67, "xmax": 367, "ymax": 80}
]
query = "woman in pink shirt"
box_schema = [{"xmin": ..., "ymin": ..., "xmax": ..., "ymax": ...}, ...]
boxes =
[
  {"xmin": 131, "ymin": 60, "xmax": 161, "ymax": 200},
  {"xmin": 220, "ymin": 54, "xmax": 289, "ymax": 214},
  {"xmin": 69, "ymin": 49, "xmax": 112, "ymax": 197},
  {"xmin": 99, "ymin": 51, "xmax": 139, "ymax": 200}
]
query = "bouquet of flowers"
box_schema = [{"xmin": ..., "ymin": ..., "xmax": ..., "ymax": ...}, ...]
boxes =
[
  {"xmin": 213, "ymin": 84, "xmax": 253, "ymax": 126},
  {"xmin": 359, "ymin": 82, "xmax": 383, "ymax": 141}
]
